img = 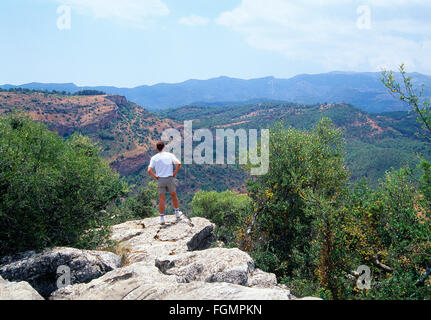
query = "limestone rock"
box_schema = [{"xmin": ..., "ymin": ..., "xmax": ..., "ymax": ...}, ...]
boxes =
[
  {"xmin": 110, "ymin": 220, "xmax": 146, "ymax": 243},
  {"xmin": 162, "ymin": 282, "xmax": 292, "ymax": 300},
  {"xmin": 50, "ymin": 262, "xmax": 177, "ymax": 300},
  {"xmin": 112, "ymin": 216, "xmax": 216, "ymax": 266},
  {"xmin": 2, "ymin": 216, "xmax": 319, "ymax": 300},
  {"xmin": 247, "ymin": 269, "xmax": 278, "ymax": 288},
  {"xmin": 155, "ymin": 248, "xmax": 254, "ymax": 285},
  {"xmin": 0, "ymin": 247, "xmax": 121, "ymax": 297},
  {"xmin": 0, "ymin": 277, "xmax": 44, "ymax": 300},
  {"xmin": 50, "ymin": 261, "xmax": 291, "ymax": 300}
]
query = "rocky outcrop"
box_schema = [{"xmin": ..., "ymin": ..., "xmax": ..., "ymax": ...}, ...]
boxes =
[
  {"xmin": 50, "ymin": 261, "xmax": 292, "ymax": 300},
  {"xmin": 114, "ymin": 216, "xmax": 216, "ymax": 266},
  {"xmin": 105, "ymin": 95, "xmax": 128, "ymax": 107},
  {"xmin": 0, "ymin": 247, "xmax": 121, "ymax": 298},
  {"xmin": 0, "ymin": 275, "xmax": 44, "ymax": 300},
  {"xmin": 247, "ymin": 268, "xmax": 278, "ymax": 288},
  {"xmin": 51, "ymin": 216, "xmax": 305, "ymax": 300},
  {"xmin": 1, "ymin": 216, "xmax": 321, "ymax": 300},
  {"xmin": 155, "ymin": 248, "xmax": 255, "ymax": 285}
]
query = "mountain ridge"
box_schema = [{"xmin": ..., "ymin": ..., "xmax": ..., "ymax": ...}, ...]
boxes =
[{"xmin": 3, "ymin": 71, "xmax": 431, "ymax": 113}]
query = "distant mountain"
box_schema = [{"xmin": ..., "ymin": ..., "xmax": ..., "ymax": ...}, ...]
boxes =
[{"xmin": 2, "ymin": 72, "xmax": 431, "ymax": 113}]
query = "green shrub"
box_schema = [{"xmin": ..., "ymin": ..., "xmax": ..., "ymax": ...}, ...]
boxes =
[
  {"xmin": 191, "ymin": 190, "xmax": 252, "ymax": 244},
  {"xmin": 0, "ymin": 114, "xmax": 128, "ymax": 254},
  {"xmin": 109, "ymin": 181, "xmax": 158, "ymax": 224}
]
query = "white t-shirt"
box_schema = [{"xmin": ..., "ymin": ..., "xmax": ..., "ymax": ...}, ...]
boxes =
[{"xmin": 148, "ymin": 152, "xmax": 181, "ymax": 178}]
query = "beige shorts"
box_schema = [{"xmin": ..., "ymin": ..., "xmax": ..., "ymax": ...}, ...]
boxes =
[{"xmin": 158, "ymin": 176, "xmax": 178, "ymax": 194}]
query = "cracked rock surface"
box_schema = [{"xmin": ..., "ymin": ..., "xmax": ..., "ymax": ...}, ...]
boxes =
[
  {"xmin": 0, "ymin": 247, "xmax": 121, "ymax": 298},
  {"xmin": 51, "ymin": 216, "xmax": 302, "ymax": 300},
  {"xmin": 0, "ymin": 275, "xmax": 44, "ymax": 300},
  {"xmin": 1, "ymin": 215, "xmax": 321, "ymax": 300}
]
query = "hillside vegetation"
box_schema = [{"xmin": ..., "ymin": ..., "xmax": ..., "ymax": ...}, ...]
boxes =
[
  {"xmin": 2, "ymin": 90, "xmax": 430, "ymax": 202},
  {"xmin": 0, "ymin": 91, "xmax": 177, "ymax": 175},
  {"xmin": 0, "ymin": 91, "xmax": 248, "ymax": 205},
  {"xmin": 159, "ymin": 101, "xmax": 431, "ymax": 185}
]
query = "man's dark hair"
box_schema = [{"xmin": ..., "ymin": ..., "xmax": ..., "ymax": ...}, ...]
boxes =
[{"xmin": 156, "ymin": 141, "xmax": 165, "ymax": 151}]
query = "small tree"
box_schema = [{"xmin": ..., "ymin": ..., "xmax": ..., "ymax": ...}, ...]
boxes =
[
  {"xmin": 382, "ymin": 64, "xmax": 431, "ymax": 140},
  {"xmin": 191, "ymin": 190, "xmax": 252, "ymax": 245},
  {"xmin": 243, "ymin": 118, "xmax": 349, "ymax": 298},
  {"xmin": 0, "ymin": 114, "xmax": 128, "ymax": 254}
]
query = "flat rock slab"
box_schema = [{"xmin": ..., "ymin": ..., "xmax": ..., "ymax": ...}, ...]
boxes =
[
  {"xmin": 0, "ymin": 247, "xmax": 121, "ymax": 298},
  {"xmin": 0, "ymin": 277, "xmax": 44, "ymax": 300},
  {"xmin": 50, "ymin": 262, "xmax": 292, "ymax": 300},
  {"xmin": 247, "ymin": 269, "xmax": 278, "ymax": 288},
  {"xmin": 50, "ymin": 262, "xmax": 179, "ymax": 300},
  {"xmin": 155, "ymin": 248, "xmax": 255, "ymax": 285},
  {"xmin": 161, "ymin": 282, "xmax": 292, "ymax": 300},
  {"xmin": 113, "ymin": 216, "xmax": 216, "ymax": 266},
  {"xmin": 110, "ymin": 220, "xmax": 146, "ymax": 243}
]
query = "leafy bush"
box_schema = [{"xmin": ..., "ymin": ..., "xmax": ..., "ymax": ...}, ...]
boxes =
[
  {"xmin": 344, "ymin": 168, "xmax": 431, "ymax": 300},
  {"xmin": 238, "ymin": 118, "xmax": 430, "ymax": 299},
  {"xmin": 243, "ymin": 119, "xmax": 348, "ymax": 294},
  {"xmin": 191, "ymin": 190, "xmax": 252, "ymax": 244},
  {"xmin": 108, "ymin": 181, "xmax": 158, "ymax": 224},
  {"xmin": 0, "ymin": 114, "xmax": 128, "ymax": 254}
]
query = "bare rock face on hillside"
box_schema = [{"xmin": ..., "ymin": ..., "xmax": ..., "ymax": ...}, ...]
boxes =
[{"xmin": 0, "ymin": 247, "xmax": 121, "ymax": 298}]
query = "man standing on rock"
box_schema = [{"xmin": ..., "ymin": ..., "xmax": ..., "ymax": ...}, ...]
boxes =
[{"xmin": 147, "ymin": 141, "xmax": 182, "ymax": 225}]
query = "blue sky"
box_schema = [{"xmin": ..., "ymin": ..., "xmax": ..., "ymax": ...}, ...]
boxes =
[{"xmin": 1, "ymin": 0, "xmax": 430, "ymax": 87}]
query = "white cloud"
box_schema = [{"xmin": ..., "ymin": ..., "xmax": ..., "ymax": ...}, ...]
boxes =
[
  {"xmin": 55, "ymin": 0, "xmax": 170, "ymax": 27},
  {"xmin": 179, "ymin": 15, "xmax": 210, "ymax": 27},
  {"xmin": 216, "ymin": 0, "xmax": 431, "ymax": 73}
]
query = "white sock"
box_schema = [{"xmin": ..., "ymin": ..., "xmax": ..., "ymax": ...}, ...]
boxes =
[
  {"xmin": 175, "ymin": 209, "xmax": 181, "ymax": 216},
  {"xmin": 160, "ymin": 214, "xmax": 165, "ymax": 223}
]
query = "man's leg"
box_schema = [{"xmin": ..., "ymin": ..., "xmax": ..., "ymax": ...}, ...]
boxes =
[
  {"xmin": 170, "ymin": 192, "xmax": 182, "ymax": 219},
  {"xmin": 159, "ymin": 193, "xmax": 166, "ymax": 214},
  {"xmin": 170, "ymin": 192, "xmax": 179, "ymax": 209},
  {"xmin": 159, "ymin": 193, "xmax": 166, "ymax": 224}
]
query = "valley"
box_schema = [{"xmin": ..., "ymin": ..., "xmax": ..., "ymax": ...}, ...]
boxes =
[{"xmin": 1, "ymin": 90, "xmax": 430, "ymax": 205}]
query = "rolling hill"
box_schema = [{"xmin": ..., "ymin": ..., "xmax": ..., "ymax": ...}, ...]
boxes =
[
  {"xmin": 158, "ymin": 101, "xmax": 431, "ymax": 184},
  {"xmin": 0, "ymin": 91, "xmax": 177, "ymax": 175},
  {"xmin": 0, "ymin": 91, "xmax": 247, "ymax": 199}
]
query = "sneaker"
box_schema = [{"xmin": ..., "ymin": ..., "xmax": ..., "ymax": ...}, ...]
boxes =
[
  {"xmin": 160, "ymin": 215, "xmax": 165, "ymax": 225},
  {"xmin": 175, "ymin": 210, "xmax": 183, "ymax": 220}
]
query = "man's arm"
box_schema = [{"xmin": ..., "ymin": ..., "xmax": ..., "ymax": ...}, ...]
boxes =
[
  {"xmin": 172, "ymin": 153, "xmax": 181, "ymax": 178},
  {"xmin": 148, "ymin": 167, "xmax": 158, "ymax": 180},
  {"xmin": 173, "ymin": 163, "xmax": 181, "ymax": 177}
]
